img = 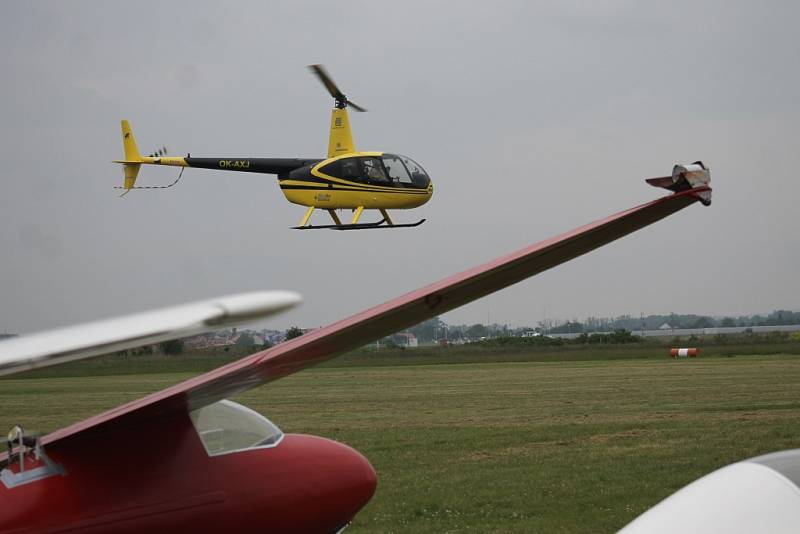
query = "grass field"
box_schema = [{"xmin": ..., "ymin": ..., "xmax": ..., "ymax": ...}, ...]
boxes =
[{"xmin": 2, "ymin": 350, "xmax": 800, "ymax": 532}]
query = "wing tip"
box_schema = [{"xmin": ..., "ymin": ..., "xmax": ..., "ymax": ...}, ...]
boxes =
[{"xmin": 212, "ymin": 291, "xmax": 302, "ymax": 324}]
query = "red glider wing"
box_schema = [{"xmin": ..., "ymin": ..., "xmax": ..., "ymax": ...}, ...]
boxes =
[{"xmin": 42, "ymin": 186, "xmax": 710, "ymax": 447}]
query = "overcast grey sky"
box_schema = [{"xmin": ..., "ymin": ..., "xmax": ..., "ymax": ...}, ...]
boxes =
[{"xmin": 1, "ymin": 1, "xmax": 798, "ymax": 334}]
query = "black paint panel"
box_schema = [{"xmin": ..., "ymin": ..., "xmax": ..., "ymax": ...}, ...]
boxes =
[{"xmin": 185, "ymin": 158, "xmax": 321, "ymax": 176}]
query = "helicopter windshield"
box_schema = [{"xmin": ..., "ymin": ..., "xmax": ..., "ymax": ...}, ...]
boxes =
[
  {"xmin": 318, "ymin": 155, "xmax": 430, "ymax": 188},
  {"xmin": 381, "ymin": 154, "xmax": 413, "ymax": 186},
  {"xmin": 391, "ymin": 155, "xmax": 430, "ymax": 188}
]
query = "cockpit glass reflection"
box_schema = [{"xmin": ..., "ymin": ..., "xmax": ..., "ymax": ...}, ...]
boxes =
[
  {"xmin": 190, "ymin": 400, "xmax": 284, "ymax": 456},
  {"xmin": 381, "ymin": 154, "xmax": 413, "ymax": 185},
  {"xmin": 397, "ymin": 155, "xmax": 430, "ymax": 187}
]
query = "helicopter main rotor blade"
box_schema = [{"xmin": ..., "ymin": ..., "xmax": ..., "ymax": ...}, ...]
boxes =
[
  {"xmin": 346, "ymin": 100, "xmax": 368, "ymax": 112},
  {"xmin": 308, "ymin": 64, "xmax": 344, "ymax": 100}
]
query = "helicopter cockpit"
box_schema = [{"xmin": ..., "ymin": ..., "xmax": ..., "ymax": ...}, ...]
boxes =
[
  {"xmin": 382, "ymin": 154, "xmax": 431, "ymax": 188},
  {"xmin": 318, "ymin": 154, "xmax": 430, "ymax": 189}
]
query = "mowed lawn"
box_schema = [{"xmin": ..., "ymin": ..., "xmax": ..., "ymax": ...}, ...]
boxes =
[{"xmin": 2, "ymin": 354, "xmax": 800, "ymax": 532}]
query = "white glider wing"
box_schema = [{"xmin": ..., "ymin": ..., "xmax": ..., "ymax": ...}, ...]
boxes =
[{"xmin": 0, "ymin": 291, "xmax": 301, "ymax": 377}]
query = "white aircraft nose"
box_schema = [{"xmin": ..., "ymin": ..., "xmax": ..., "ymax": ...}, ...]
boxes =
[{"xmin": 620, "ymin": 449, "xmax": 800, "ymax": 534}]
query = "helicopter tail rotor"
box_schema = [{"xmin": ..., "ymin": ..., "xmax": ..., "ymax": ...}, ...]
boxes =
[
  {"xmin": 112, "ymin": 121, "xmax": 185, "ymax": 194},
  {"xmin": 308, "ymin": 64, "xmax": 367, "ymax": 112}
]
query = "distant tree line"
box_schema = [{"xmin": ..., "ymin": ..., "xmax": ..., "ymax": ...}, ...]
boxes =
[
  {"xmin": 470, "ymin": 329, "xmax": 641, "ymax": 347},
  {"xmin": 403, "ymin": 310, "xmax": 800, "ymax": 343},
  {"xmin": 545, "ymin": 310, "xmax": 800, "ymax": 334},
  {"xmin": 109, "ymin": 309, "xmax": 800, "ymax": 356}
]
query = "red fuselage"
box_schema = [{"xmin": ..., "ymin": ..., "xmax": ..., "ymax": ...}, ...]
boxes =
[{"xmin": 0, "ymin": 410, "xmax": 376, "ymax": 533}]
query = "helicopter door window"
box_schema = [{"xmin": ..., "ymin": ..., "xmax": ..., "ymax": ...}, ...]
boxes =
[
  {"xmin": 318, "ymin": 160, "xmax": 343, "ymax": 179},
  {"xmin": 319, "ymin": 159, "xmax": 361, "ymax": 181},
  {"xmin": 340, "ymin": 159, "xmax": 361, "ymax": 181},
  {"xmin": 318, "ymin": 159, "xmax": 360, "ymax": 182},
  {"xmin": 359, "ymin": 157, "xmax": 390, "ymax": 184},
  {"xmin": 382, "ymin": 154, "xmax": 413, "ymax": 186}
]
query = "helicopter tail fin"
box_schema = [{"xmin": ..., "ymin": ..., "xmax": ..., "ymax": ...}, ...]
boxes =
[
  {"xmin": 121, "ymin": 120, "xmax": 142, "ymax": 162},
  {"xmin": 122, "ymin": 162, "xmax": 141, "ymax": 191},
  {"xmin": 114, "ymin": 120, "xmax": 143, "ymax": 190}
]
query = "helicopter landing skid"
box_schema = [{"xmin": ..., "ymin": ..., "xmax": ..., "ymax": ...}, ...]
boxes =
[{"xmin": 293, "ymin": 219, "xmax": 426, "ymax": 231}]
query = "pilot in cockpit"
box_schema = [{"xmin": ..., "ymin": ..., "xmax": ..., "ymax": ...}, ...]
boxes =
[{"xmin": 363, "ymin": 159, "xmax": 389, "ymax": 183}]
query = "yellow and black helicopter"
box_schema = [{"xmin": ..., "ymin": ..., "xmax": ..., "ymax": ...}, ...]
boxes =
[{"xmin": 114, "ymin": 65, "xmax": 433, "ymax": 230}]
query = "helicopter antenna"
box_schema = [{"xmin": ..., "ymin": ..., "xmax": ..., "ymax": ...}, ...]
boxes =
[{"xmin": 308, "ymin": 64, "xmax": 367, "ymax": 112}]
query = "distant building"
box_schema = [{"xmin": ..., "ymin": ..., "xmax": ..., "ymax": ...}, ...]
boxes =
[
  {"xmin": 394, "ymin": 333, "xmax": 418, "ymax": 348},
  {"xmin": 267, "ymin": 332, "xmax": 285, "ymax": 345},
  {"xmin": 184, "ymin": 333, "xmax": 235, "ymax": 349},
  {"xmin": 659, "ymin": 323, "xmax": 673, "ymax": 330}
]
